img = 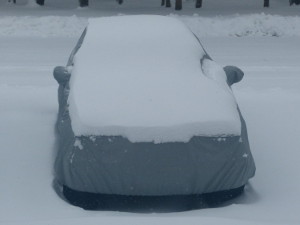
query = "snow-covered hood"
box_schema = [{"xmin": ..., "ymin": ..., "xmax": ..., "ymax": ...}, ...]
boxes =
[{"xmin": 68, "ymin": 15, "xmax": 241, "ymax": 143}]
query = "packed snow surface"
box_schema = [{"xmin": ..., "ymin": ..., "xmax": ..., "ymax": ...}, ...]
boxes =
[{"xmin": 68, "ymin": 16, "xmax": 240, "ymax": 142}]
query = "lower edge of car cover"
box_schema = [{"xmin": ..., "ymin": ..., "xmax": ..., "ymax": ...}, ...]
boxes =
[{"xmin": 62, "ymin": 185, "xmax": 245, "ymax": 212}]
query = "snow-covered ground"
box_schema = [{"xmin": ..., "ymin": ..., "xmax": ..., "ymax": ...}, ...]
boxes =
[
  {"xmin": 1, "ymin": 13, "xmax": 300, "ymax": 38},
  {"xmin": 0, "ymin": 0, "xmax": 300, "ymax": 224}
]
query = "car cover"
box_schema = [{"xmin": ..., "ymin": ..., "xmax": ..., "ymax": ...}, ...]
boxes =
[
  {"xmin": 54, "ymin": 108, "xmax": 255, "ymax": 196},
  {"xmin": 54, "ymin": 16, "xmax": 255, "ymax": 196}
]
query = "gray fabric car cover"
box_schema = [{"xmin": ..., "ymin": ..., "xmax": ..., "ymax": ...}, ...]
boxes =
[
  {"xmin": 54, "ymin": 27, "xmax": 255, "ymax": 196},
  {"xmin": 54, "ymin": 88, "xmax": 255, "ymax": 196}
]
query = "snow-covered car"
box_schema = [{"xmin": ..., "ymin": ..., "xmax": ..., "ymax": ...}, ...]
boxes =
[{"xmin": 53, "ymin": 15, "xmax": 255, "ymax": 211}]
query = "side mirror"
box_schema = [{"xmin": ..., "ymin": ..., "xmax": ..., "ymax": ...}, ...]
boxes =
[
  {"xmin": 223, "ymin": 66, "xmax": 244, "ymax": 86},
  {"xmin": 53, "ymin": 66, "xmax": 71, "ymax": 85}
]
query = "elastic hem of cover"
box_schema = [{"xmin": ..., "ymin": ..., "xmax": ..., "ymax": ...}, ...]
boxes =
[{"xmin": 62, "ymin": 185, "xmax": 245, "ymax": 212}]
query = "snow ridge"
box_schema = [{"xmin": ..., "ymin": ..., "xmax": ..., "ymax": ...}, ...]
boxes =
[
  {"xmin": 0, "ymin": 15, "xmax": 87, "ymax": 38},
  {"xmin": 0, "ymin": 14, "xmax": 300, "ymax": 38},
  {"xmin": 179, "ymin": 13, "xmax": 300, "ymax": 37}
]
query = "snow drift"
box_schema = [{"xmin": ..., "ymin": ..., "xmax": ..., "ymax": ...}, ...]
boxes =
[{"xmin": 1, "ymin": 13, "xmax": 300, "ymax": 38}]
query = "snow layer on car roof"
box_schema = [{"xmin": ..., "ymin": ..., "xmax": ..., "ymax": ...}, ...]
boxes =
[{"xmin": 68, "ymin": 15, "xmax": 241, "ymax": 143}]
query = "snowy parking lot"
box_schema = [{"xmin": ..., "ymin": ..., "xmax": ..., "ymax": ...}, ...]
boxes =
[{"xmin": 0, "ymin": 1, "xmax": 300, "ymax": 224}]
